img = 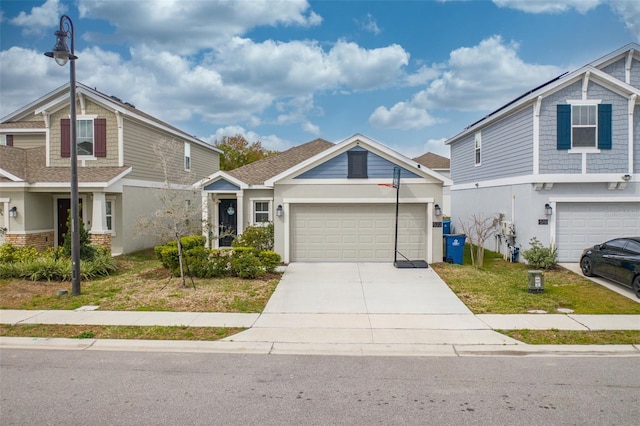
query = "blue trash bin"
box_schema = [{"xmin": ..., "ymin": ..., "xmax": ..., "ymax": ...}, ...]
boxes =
[
  {"xmin": 442, "ymin": 219, "xmax": 451, "ymax": 234},
  {"xmin": 443, "ymin": 234, "xmax": 466, "ymax": 264}
]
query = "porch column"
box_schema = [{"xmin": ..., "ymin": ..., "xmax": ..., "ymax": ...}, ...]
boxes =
[
  {"xmin": 91, "ymin": 192, "xmax": 108, "ymax": 233},
  {"xmin": 236, "ymin": 193, "xmax": 244, "ymax": 235}
]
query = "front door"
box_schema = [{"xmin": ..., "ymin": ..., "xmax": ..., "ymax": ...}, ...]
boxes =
[
  {"xmin": 218, "ymin": 199, "xmax": 237, "ymax": 247},
  {"xmin": 57, "ymin": 198, "xmax": 82, "ymax": 246}
]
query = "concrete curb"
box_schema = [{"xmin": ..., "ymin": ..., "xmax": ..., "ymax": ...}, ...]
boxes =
[{"xmin": 2, "ymin": 337, "xmax": 639, "ymax": 357}]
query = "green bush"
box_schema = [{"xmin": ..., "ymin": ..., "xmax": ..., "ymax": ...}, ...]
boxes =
[
  {"xmin": 81, "ymin": 252, "xmax": 119, "ymax": 279},
  {"xmin": 232, "ymin": 223, "xmax": 274, "ymax": 252},
  {"xmin": 259, "ymin": 250, "xmax": 281, "ymax": 273},
  {"xmin": 0, "ymin": 244, "xmax": 40, "ymax": 263},
  {"xmin": 522, "ymin": 237, "xmax": 558, "ymax": 270},
  {"xmin": 61, "ymin": 213, "xmax": 97, "ymax": 261},
  {"xmin": 231, "ymin": 248, "xmax": 264, "ymax": 279}
]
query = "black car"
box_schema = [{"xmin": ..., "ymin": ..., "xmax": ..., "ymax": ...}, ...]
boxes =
[{"xmin": 580, "ymin": 237, "xmax": 640, "ymax": 299}]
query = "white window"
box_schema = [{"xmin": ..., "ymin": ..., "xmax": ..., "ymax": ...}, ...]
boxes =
[
  {"xmin": 184, "ymin": 143, "xmax": 191, "ymax": 171},
  {"xmin": 77, "ymin": 119, "xmax": 94, "ymax": 156},
  {"xmin": 571, "ymin": 105, "xmax": 596, "ymax": 148},
  {"xmin": 474, "ymin": 132, "xmax": 481, "ymax": 165},
  {"xmin": 106, "ymin": 197, "xmax": 116, "ymax": 235},
  {"xmin": 254, "ymin": 201, "xmax": 270, "ymax": 224}
]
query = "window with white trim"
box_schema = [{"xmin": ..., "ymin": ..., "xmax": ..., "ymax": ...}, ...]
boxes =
[
  {"xmin": 571, "ymin": 105, "xmax": 597, "ymax": 148},
  {"xmin": 474, "ymin": 131, "xmax": 481, "ymax": 165},
  {"xmin": 184, "ymin": 143, "xmax": 191, "ymax": 171},
  {"xmin": 105, "ymin": 197, "xmax": 116, "ymax": 234},
  {"xmin": 77, "ymin": 119, "xmax": 94, "ymax": 156},
  {"xmin": 254, "ymin": 201, "xmax": 270, "ymax": 224}
]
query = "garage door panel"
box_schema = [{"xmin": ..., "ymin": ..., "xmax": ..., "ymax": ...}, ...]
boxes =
[
  {"xmin": 557, "ymin": 202, "xmax": 640, "ymax": 262},
  {"xmin": 291, "ymin": 204, "xmax": 427, "ymax": 262}
]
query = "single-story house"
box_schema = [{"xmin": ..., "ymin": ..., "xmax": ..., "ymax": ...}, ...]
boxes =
[{"xmin": 197, "ymin": 134, "xmax": 451, "ymax": 264}]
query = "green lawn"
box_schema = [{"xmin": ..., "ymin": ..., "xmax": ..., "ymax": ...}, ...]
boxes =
[{"xmin": 431, "ymin": 245, "xmax": 640, "ymax": 314}]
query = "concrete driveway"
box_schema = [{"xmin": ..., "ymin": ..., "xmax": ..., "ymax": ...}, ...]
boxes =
[
  {"xmin": 263, "ymin": 263, "xmax": 472, "ymax": 314},
  {"xmin": 226, "ymin": 263, "xmax": 519, "ymax": 349}
]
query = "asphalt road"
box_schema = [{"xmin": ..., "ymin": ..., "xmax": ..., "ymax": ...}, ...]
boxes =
[{"xmin": 1, "ymin": 349, "xmax": 638, "ymax": 425}]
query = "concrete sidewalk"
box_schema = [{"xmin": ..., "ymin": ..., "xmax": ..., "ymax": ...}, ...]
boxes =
[{"xmin": 2, "ymin": 309, "xmax": 639, "ymax": 357}]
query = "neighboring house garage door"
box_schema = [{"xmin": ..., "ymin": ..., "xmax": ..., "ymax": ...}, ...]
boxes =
[
  {"xmin": 556, "ymin": 202, "xmax": 640, "ymax": 262},
  {"xmin": 291, "ymin": 204, "xmax": 427, "ymax": 262}
]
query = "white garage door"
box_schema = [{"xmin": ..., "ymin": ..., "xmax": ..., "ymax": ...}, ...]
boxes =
[
  {"xmin": 556, "ymin": 202, "xmax": 640, "ymax": 262},
  {"xmin": 291, "ymin": 204, "xmax": 427, "ymax": 262}
]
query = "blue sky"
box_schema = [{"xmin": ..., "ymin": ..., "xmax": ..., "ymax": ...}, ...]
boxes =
[{"xmin": 1, "ymin": 0, "xmax": 639, "ymax": 158}]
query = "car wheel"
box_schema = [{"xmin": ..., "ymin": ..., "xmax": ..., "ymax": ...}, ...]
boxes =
[
  {"xmin": 580, "ymin": 256, "xmax": 594, "ymax": 277},
  {"xmin": 633, "ymin": 276, "xmax": 640, "ymax": 299}
]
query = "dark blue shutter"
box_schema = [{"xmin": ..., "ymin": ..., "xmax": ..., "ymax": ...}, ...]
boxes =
[
  {"xmin": 556, "ymin": 104, "xmax": 571, "ymax": 150},
  {"xmin": 597, "ymin": 104, "xmax": 612, "ymax": 150}
]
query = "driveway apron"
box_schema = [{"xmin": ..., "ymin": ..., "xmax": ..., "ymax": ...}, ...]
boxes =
[{"xmin": 263, "ymin": 263, "xmax": 472, "ymax": 314}]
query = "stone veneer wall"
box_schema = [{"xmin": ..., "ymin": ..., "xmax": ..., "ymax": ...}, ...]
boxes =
[
  {"xmin": 90, "ymin": 233, "xmax": 112, "ymax": 253},
  {"xmin": 4, "ymin": 232, "xmax": 55, "ymax": 251}
]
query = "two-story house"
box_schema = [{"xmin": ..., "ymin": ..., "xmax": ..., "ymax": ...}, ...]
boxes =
[
  {"xmin": 0, "ymin": 82, "xmax": 221, "ymax": 254},
  {"xmin": 446, "ymin": 43, "xmax": 640, "ymax": 262}
]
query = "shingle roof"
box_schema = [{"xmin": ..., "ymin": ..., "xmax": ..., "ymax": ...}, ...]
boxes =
[
  {"xmin": 227, "ymin": 138, "xmax": 334, "ymax": 184},
  {"xmin": 0, "ymin": 121, "xmax": 46, "ymax": 129},
  {"xmin": 0, "ymin": 146, "xmax": 130, "ymax": 184},
  {"xmin": 413, "ymin": 152, "xmax": 450, "ymax": 170}
]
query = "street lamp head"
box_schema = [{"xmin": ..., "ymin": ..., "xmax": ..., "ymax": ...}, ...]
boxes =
[{"xmin": 45, "ymin": 29, "xmax": 77, "ymax": 66}]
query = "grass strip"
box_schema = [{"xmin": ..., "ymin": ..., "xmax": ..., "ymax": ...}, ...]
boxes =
[
  {"xmin": 0, "ymin": 324, "xmax": 244, "ymax": 341},
  {"xmin": 500, "ymin": 329, "xmax": 640, "ymax": 345}
]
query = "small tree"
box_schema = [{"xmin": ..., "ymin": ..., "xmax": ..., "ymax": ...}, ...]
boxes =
[
  {"xmin": 522, "ymin": 237, "xmax": 558, "ymax": 269},
  {"xmin": 62, "ymin": 209, "xmax": 96, "ymax": 261},
  {"xmin": 135, "ymin": 138, "xmax": 203, "ymax": 288},
  {"xmin": 458, "ymin": 213, "xmax": 500, "ymax": 269},
  {"xmin": 213, "ymin": 134, "xmax": 276, "ymax": 170}
]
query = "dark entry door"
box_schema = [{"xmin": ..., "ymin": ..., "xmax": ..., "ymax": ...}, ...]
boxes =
[
  {"xmin": 57, "ymin": 198, "xmax": 82, "ymax": 246},
  {"xmin": 218, "ymin": 199, "xmax": 237, "ymax": 247}
]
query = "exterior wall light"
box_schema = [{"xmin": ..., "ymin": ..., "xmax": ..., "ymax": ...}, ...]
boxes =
[
  {"xmin": 434, "ymin": 204, "xmax": 442, "ymax": 217},
  {"xmin": 276, "ymin": 205, "xmax": 283, "ymax": 217},
  {"xmin": 9, "ymin": 206, "xmax": 17, "ymax": 218},
  {"xmin": 544, "ymin": 203, "xmax": 553, "ymax": 216},
  {"xmin": 622, "ymin": 174, "xmax": 631, "ymax": 181}
]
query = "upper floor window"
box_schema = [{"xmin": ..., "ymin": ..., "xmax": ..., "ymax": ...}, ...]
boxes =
[
  {"xmin": 184, "ymin": 143, "xmax": 191, "ymax": 171},
  {"xmin": 557, "ymin": 103, "xmax": 611, "ymax": 150},
  {"xmin": 347, "ymin": 151, "xmax": 367, "ymax": 178},
  {"xmin": 77, "ymin": 119, "xmax": 94, "ymax": 156},
  {"xmin": 474, "ymin": 132, "xmax": 481, "ymax": 165},
  {"xmin": 571, "ymin": 105, "xmax": 596, "ymax": 148},
  {"xmin": 61, "ymin": 118, "xmax": 107, "ymax": 158},
  {"xmin": 0, "ymin": 135, "xmax": 13, "ymax": 146}
]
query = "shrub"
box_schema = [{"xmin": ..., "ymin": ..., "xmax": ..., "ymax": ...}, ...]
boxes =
[
  {"xmin": 259, "ymin": 250, "xmax": 281, "ymax": 273},
  {"xmin": 81, "ymin": 252, "xmax": 119, "ymax": 279},
  {"xmin": 232, "ymin": 223, "xmax": 274, "ymax": 252},
  {"xmin": 522, "ymin": 237, "xmax": 558, "ymax": 270},
  {"xmin": 62, "ymin": 213, "xmax": 97, "ymax": 261},
  {"xmin": 231, "ymin": 248, "xmax": 264, "ymax": 279}
]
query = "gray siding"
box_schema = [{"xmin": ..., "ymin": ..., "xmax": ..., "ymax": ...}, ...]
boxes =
[
  {"xmin": 631, "ymin": 58, "xmax": 640, "ymax": 88},
  {"xmin": 205, "ymin": 179, "xmax": 239, "ymax": 191},
  {"xmin": 585, "ymin": 83, "xmax": 628, "ymax": 174},
  {"xmin": 449, "ymin": 106, "xmax": 533, "ymax": 184},
  {"xmin": 539, "ymin": 82, "xmax": 584, "ymax": 174},
  {"xmin": 601, "ymin": 58, "xmax": 626, "ymax": 82},
  {"xmin": 190, "ymin": 142, "xmax": 220, "ymax": 181},
  {"xmin": 296, "ymin": 147, "xmax": 420, "ymax": 179}
]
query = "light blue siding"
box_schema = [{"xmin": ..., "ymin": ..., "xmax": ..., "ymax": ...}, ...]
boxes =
[
  {"xmin": 449, "ymin": 106, "xmax": 533, "ymax": 184},
  {"xmin": 295, "ymin": 147, "xmax": 421, "ymax": 179},
  {"xmin": 539, "ymin": 82, "xmax": 583, "ymax": 174},
  {"xmin": 204, "ymin": 179, "xmax": 240, "ymax": 191},
  {"xmin": 586, "ymin": 84, "xmax": 627, "ymax": 173},
  {"xmin": 635, "ymin": 105, "xmax": 640, "ymax": 173},
  {"xmin": 632, "ymin": 58, "xmax": 640, "ymax": 89},
  {"xmin": 601, "ymin": 58, "xmax": 626, "ymax": 82}
]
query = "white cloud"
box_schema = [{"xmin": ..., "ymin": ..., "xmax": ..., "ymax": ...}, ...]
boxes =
[
  {"xmin": 493, "ymin": 0, "xmax": 602, "ymax": 14},
  {"xmin": 10, "ymin": 0, "xmax": 66, "ymax": 35},
  {"xmin": 369, "ymin": 36, "xmax": 564, "ymax": 130},
  {"xmin": 356, "ymin": 13, "xmax": 381, "ymax": 35},
  {"xmin": 609, "ymin": 1, "xmax": 640, "ymax": 41},
  {"xmin": 78, "ymin": 0, "xmax": 322, "ymax": 55},
  {"xmin": 369, "ymin": 102, "xmax": 441, "ymax": 130}
]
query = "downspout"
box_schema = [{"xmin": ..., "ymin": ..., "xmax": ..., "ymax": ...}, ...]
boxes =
[{"xmin": 629, "ymin": 94, "xmax": 637, "ymax": 176}]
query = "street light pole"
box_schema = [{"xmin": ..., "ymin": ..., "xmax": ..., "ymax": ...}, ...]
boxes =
[{"xmin": 45, "ymin": 15, "xmax": 81, "ymax": 295}]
